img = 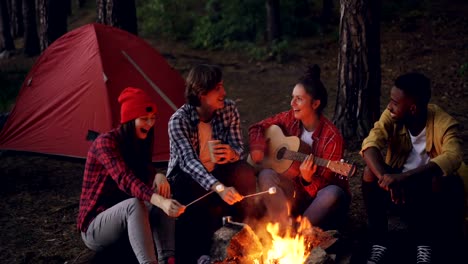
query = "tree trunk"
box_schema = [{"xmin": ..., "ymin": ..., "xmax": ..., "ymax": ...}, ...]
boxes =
[
  {"xmin": 47, "ymin": 0, "xmax": 67, "ymax": 43},
  {"xmin": 37, "ymin": 0, "xmax": 67, "ymax": 51},
  {"xmin": 266, "ymin": 0, "xmax": 280, "ymax": 42},
  {"xmin": 78, "ymin": 0, "xmax": 85, "ymax": 8},
  {"xmin": 10, "ymin": 0, "xmax": 23, "ymax": 38},
  {"xmin": 97, "ymin": 0, "xmax": 137, "ymax": 35},
  {"xmin": 37, "ymin": 0, "xmax": 48, "ymax": 51},
  {"xmin": 0, "ymin": 0, "xmax": 15, "ymax": 51},
  {"xmin": 22, "ymin": 0, "xmax": 39, "ymax": 56},
  {"xmin": 333, "ymin": 0, "xmax": 381, "ymax": 140}
]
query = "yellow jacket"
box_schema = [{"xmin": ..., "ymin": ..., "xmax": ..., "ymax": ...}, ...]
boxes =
[
  {"xmin": 361, "ymin": 104, "xmax": 465, "ymax": 177},
  {"xmin": 361, "ymin": 104, "xmax": 468, "ymax": 230}
]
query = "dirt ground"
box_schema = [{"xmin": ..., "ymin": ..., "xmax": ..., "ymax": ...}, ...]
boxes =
[{"xmin": 1, "ymin": 3, "xmax": 468, "ymax": 264}]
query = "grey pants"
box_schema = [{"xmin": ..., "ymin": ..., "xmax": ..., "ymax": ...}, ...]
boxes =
[{"xmin": 81, "ymin": 198, "xmax": 174, "ymax": 264}]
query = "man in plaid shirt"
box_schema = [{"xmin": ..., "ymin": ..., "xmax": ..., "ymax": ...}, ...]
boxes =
[
  {"xmin": 249, "ymin": 64, "xmax": 349, "ymax": 231},
  {"xmin": 167, "ymin": 64, "xmax": 257, "ymax": 263}
]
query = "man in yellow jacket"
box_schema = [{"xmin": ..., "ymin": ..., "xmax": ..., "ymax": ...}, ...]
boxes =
[{"xmin": 360, "ymin": 72, "xmax": 467, "ymax": 264}]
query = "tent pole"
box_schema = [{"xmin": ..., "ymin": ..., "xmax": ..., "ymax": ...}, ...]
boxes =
[{"xmin": 121, "ymin": 50, "xmax": 178, "ymax": 111}]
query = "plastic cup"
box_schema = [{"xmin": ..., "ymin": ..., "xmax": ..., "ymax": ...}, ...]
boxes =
[{"xmin": 208, "ymin": 140, "xmax": 221, "ymax": 162}]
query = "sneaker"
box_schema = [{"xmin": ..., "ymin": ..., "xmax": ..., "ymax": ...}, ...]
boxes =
[
  {"xmin": 367, "ymin": 244, "xmax": 388, "ymax": 264},
  {"xmin": 416, "ymin": 245, "xmax": 432, "ymax": 264}
]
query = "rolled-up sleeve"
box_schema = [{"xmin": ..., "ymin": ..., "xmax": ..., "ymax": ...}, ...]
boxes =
[
  {"xmin": 361, "ymin": 109, "xmax": 394, "ymax": 156},
  {"xmin": 248, "ymin": 111, "xmax": 292, "ymax": 152}
]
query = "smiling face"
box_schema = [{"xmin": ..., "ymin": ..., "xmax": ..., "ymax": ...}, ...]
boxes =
[
  {"xmin": 199, "ymin": 81, "xmax": 226, "ymax": 112},
  {"xmin": 290, "ymin": 84, "xmax": 320, "ymax": 123},
  {"xmin": 387, "ymin": 86, "xmax": 415, "ymax": 123},
  {"xmin": 134, "ymin": 112, "xmax": 156, "ymax": 140}
]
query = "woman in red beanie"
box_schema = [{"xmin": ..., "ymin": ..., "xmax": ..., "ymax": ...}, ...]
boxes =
[{"xmin": 77, "ymin": 87, "xmax": 185, "ymax": 264}]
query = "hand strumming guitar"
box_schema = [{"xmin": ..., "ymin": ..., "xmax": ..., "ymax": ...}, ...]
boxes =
[{"xmin": 299, "ymin": 154, "xmax": 317, "ymax": 183}]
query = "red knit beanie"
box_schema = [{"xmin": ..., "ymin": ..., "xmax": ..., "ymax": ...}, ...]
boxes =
[{"xmin": 118, "ymin": 87, "xmax": 157, "ymax": 124}]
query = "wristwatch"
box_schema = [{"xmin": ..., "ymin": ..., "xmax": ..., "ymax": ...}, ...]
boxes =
[{"xmin": 215, "ymin": 183, "xmax": 225, "ymax": 193}]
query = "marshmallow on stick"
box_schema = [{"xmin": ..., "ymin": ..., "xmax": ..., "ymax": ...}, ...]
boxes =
[{"xmin": 243, "ymin": 187, "xmax": 277, "ymax": 198}]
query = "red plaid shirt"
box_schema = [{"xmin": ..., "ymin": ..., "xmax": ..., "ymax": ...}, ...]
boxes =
[
  {"xmin": 77, "ymin": 128, "xmax": 155, "ymax": 232},
  {"xmin": 248, "ymin": 110, "xmax": 348, "ymax": 197}
]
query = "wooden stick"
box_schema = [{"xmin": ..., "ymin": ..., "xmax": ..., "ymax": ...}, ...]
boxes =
[
  {"xmin": 186, "ymin": 190, "xmax": 215, "ymax": 207},
  {"xmin": 243, "ymin": 187, "xmax": 277, "ymax": 198}
]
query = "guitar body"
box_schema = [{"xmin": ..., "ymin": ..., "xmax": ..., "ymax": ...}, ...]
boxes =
[
  {"xmin": 263, "ymin": 125, "xmax": 310, "ymax": 177},
  {"xmin": 248, "ymin": 125, "xmax": 356, "ymax": 179},
  {"xmin": 248, "ymin": 125, "xmax": 309, "ymax": 178}
]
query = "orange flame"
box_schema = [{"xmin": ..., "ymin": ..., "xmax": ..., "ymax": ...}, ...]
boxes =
[{"xmin": 264, "ymin": 217, "xmax": 312, "ymax": 263}]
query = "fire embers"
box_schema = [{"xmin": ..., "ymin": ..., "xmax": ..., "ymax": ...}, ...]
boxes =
[
  {"xmin": 265, "ymin": 217, "xmax": 338, "ymax": 264},
  {"xmin": 201, "ymin": 217, "xmax": 340, "ymax": 264}
]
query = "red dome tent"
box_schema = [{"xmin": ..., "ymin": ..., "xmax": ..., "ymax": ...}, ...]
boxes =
[{"xmin": 0, "ymin": 23, "xmax": 185, "ymax": 161}]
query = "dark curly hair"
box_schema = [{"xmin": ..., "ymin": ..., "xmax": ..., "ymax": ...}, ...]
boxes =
[
  {"xmin": 394, "ymin": 72, "xmax": 431, "ymax": 107},
  {"xmin": 185, "ymin": 64, "xmax": 223, "ymax": 106},
  {"xmin": 118, "ymin": 121, "xmax": 154, "ymax": 183},
  {"xmin": 297, "ymin": 64, "xmax": 328, "ymax": 115}
]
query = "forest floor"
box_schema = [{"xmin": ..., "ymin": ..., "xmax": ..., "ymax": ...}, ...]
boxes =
[{"xmin": 0, "ymin": 1, "xmax": 468, "ymax": 264}]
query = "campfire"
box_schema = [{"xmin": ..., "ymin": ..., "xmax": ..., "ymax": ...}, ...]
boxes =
[
  {"xmin": 207, "ymin": 216, "xmax": 338, "ymax": 264},
  {"xmin": 264, "ymin": 220, "xmax": 310, "ymax": 263}
]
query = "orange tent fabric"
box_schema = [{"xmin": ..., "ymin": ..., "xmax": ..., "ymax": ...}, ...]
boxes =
[{"xmin": 0, "ymin": 23, "xmax": 185, "ymax": 161}]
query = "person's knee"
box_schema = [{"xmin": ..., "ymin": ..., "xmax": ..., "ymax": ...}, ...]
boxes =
[
  {"xmin": 230, "ymin": 161, "xmax": 257, "ymax": 191},
  {"xmin": 126, "ymin": 198, "xmax": 146, "ymax": 215},
  {"xmin": 362, "ymin": 166, "xmax": 377, "ymax": 183},
  {"xmin": 316, "ymin": 185, "xmax": 346, "ymax": 207},
  {"xmin": 258, "ymin": 169, "xmax": 278, "ymax": 190}
]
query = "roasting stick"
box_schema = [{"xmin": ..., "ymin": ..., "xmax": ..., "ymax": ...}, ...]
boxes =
[
  {"xmin": 243, "ymin": 187, "xmax": 277, "ymax": 198},
  {"xmin": 186, "ymin": 190, "xmax": 215, "ymax": 207},
  {"xmin": 186, "ymin": 186, "xmax": 276, "ymax": 207}
]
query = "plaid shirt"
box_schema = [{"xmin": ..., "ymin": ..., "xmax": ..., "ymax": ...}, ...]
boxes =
[
  {"xmin": 77, "ymin": 128, "xmax": 155, "ymax": 232},
  {"xmin": 249, "ymin": 110, "xmax": 348, "ymax": 197},
  {"xmin": 167, "ymin": 99, "xmax": 245, "ymax": 190}
]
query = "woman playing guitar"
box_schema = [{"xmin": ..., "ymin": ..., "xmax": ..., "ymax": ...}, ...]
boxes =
[{"xmin": 248, "ymin": 64, "xmax": 350, "ymax": 231}]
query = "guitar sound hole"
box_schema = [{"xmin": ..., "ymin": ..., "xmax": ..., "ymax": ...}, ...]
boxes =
[{"xmin": 277, "ymin": 147, "xmax": 286, "ymax": 160}]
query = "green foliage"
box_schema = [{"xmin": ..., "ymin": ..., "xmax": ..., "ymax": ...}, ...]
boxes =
[
  {"xmin": 137, "ymin": 0, "xmax": 198, "ymax": 40},
  {"xmin": 0, "ymin": 70, "xmax": 26, "ymax": 112},
  {"xmin": 458, "ymin": 63, "xmax": 468, "ymax": 77},
  {"xmin": 280, "ymin": 0, "xmax": 320, "ymax": 38},
  {"xmin": 191, "ymin": 0, "xmax": 265, "ymax": 49},
  {"xmin": 137, "ymin": 0, "xmax": 325, "ymax": 53}
]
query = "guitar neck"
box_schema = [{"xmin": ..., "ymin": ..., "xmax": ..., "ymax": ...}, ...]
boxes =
[{"xmin": 282, "ymin": 149, "xmax": 330, "ymax": 168}]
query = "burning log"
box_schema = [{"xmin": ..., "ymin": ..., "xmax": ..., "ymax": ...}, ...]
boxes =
[
  {"xmin": 304, "ymin": 247, "xmax": 334, "ymax": 264},
  {"xmin": 209, "ymin": 219, "xmax": 264, "ymax": 264},
  {"xmin": 200, "ymin": 216, "xmax": 341, "ymax": 264}
]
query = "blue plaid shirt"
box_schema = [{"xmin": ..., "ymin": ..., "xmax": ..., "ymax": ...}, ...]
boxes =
[{"xmin": 167, "ymin": 99, "xmax": 245, "ymax": 190}]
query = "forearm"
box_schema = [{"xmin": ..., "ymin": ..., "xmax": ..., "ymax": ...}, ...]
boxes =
[
  {"xmin": 150, "ymin": 193, "xmax": 164, "ymax": 208},
  {"xmin": 362, "ymin": 147, "xmax": 390, "ymax": 180},
  {"xmin": 403, "ymin": 161, "xmax": 444, "ymax": 181}
]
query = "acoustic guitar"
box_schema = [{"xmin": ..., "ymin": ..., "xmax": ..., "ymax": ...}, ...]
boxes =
[{"xmin": 248, "ymin": 125, "xmax": 356, "ymax": 179}]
